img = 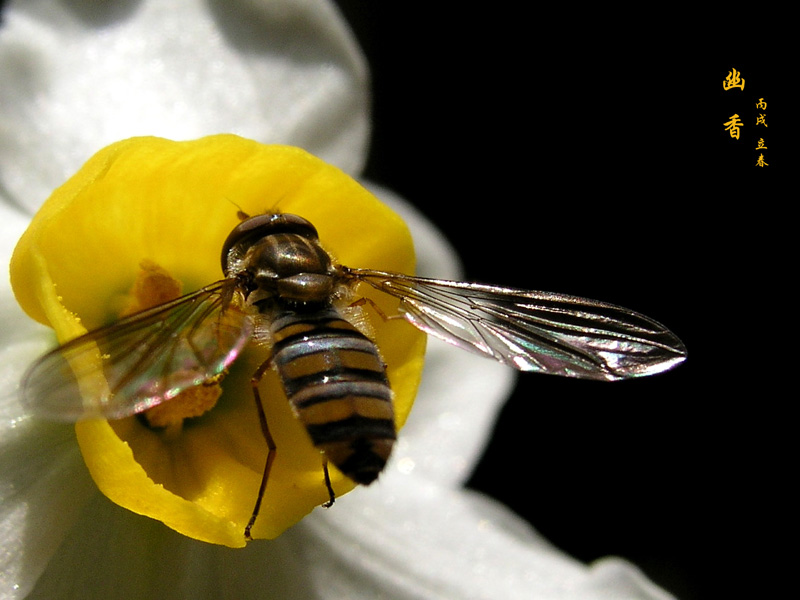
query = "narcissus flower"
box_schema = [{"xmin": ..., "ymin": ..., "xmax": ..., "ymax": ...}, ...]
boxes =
[
  {"xmin": 0, "ymin": 1, "xmax": 677, "ymax": 598},
  {"xmin": 10, "ymin": 135, "xmax": 427, "ymax": 546}
]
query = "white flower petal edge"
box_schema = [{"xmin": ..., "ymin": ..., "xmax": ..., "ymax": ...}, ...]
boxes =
[
  {"xmin": 303, "ymin": 476, "xmax": 676, "ymax": 600},
  {"xmin": 0, "ymin": 0, "xmax": 369, "ymax": 214},
  {"xmin": 17, "ymin": 482, "xmax": 676, "ymax": 600}
]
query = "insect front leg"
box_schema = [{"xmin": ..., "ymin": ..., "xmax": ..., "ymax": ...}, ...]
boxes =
[{"xmin": 244, "ymin": 355, "xmax": 277, "ymax": 541}]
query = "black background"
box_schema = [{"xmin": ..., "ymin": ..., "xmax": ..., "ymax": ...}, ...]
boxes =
[{"xmin": 332, "ymin": 5, "xmax": 788, "ymax": 600}]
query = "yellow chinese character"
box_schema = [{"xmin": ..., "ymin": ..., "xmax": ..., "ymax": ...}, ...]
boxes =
[
  {"xmin": 723, "ymin": 68, "xmax": 745, "ymax": 90},
  {"xmin": 755, "ymin": 154, "xmax": 768, "ymax": 167},
  {"xmin": 756, "ymin": 98, "xmax": 767, "ymax": 109},
  {"xmin": 724, "ymin": 114, "xmax": 743, "ymax": 139},
  {"xmin": 756, "ymin": 114, "xmax": 768, "ymax": 127},
  {"xmin": 755, "ymin": 138, "xmax": 768, "ymax": 150}
]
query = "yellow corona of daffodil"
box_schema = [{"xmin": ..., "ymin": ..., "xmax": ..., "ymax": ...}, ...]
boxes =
[{"xmin": 10, "ymin": 134, "xmax": 426, "ymax": 547}]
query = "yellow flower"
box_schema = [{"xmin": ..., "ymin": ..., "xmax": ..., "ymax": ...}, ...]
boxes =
[{"xmin": 10, "ymin": 134, "xmax": 426, "ymax": 547}]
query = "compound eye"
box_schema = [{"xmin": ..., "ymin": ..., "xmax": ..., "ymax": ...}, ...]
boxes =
[{"xmin": 221, "ymin": 213, "xmax": 319, "ymax": 274}]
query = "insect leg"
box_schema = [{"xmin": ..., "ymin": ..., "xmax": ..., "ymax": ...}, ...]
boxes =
[
  {"xmin": 244, "ymin": 356, "xmax": 277, "ymax": 541},
  {"xmin": 349, "ymin": 296, "xmax": 403, "ymax": 322},
  {"xmin": 322, "ymin": 459, "xmax": 335, "ymax": 508}
]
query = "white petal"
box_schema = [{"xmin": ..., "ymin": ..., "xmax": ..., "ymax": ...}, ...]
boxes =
[
  {"xmin": 0, "ymin": 214, "xmax": 99, "ymax": 598},
  {"xmin": 20, "ymin": 484, "xmax": 674, "ymax": 600},
  {"xmin": 22, "ymin": 497, "xmax": 311, "ymax": 600},
  {"xmin": 0, "ymin": 419, "xmax": 96, "ymax": 600},
  {"xmin": 577, "ymin": 558, "xmax": 677, "ymax": 600},
  {"xmin": 0, "ymin": 0, "xmax": 369, "ymax": 213},
  {"xmin": 300, "ymin": 479, "xmax": 675, "ymax": 600},
  {"xmin": 0, "ymin": 204, "xmax": 28, "ymax": 268},
  {"xmin": 0, "ymin": 201, "xmax": 52, "ymax": 426},
  {"xmin": 390, "ymin": 336, "xmax": 515, "ymax": 487}
]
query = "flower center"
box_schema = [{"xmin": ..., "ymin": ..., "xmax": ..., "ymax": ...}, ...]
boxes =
[
  {"xmin": 119, "ymin": 259, "xmax": 223, "ymax": 437},
  {"xmin": 11, "ymin": 136, "xmax": 426, "ymax": 545}
]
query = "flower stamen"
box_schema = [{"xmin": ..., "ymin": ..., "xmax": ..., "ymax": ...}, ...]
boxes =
[{"xmin": 121, "ymin": 259, "xmax": 223, "ymax": 433}]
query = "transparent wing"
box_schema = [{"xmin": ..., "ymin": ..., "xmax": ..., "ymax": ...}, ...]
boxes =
[
  {"xmin": 347, "ymin": 268, "xmax": 686, "ymax": 381},
  {"xmin": 21, "ymin": 280, "xmax": 253, "ymax": 421}
]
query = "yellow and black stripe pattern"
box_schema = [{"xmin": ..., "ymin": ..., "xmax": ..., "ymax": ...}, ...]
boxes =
[{"xmin": 270, "ymin": 308, "xmax": 395, "ymax": 484}]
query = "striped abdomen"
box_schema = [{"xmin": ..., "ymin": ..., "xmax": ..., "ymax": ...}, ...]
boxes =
[{"xmin": 270, "ymin": 309, "xmax": 395, "ymax": 484}]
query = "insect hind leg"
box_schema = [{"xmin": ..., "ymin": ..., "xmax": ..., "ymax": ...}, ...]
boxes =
[
  {"xmin": 244, "ymin": 357, "xmax": 337, "ymax": 538},
  {"xmin": 322, "ymin": 459, "xmax": 335, "ymax": 508},
  {"xmin": 244, "ymin": 357, "xmax": 277, "ymax": 541},
  {"xmin": 349, "ymin": 296, "xmax": 403, "ymax": 322}
]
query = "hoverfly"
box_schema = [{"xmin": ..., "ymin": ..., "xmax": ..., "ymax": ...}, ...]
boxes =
[{"xmin": 21, "ymin": 211, "xmax": 686, "ymax": 539}]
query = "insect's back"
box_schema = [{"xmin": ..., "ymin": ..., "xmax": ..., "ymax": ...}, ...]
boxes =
[{"xmin": 270, "ymin": 308, "xmax": 395, "ymax": 484}]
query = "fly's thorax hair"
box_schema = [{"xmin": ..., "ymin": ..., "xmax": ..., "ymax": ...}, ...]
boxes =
[
  {"xmin": 325, "ymin": 274, "xmax": 380, "ymax": 347},
  {"xmin": 250, "ymin": 311, "xmax": 278, "ymax": 348},
  {"xmin": 335, "ymin": 295, "xmax": 378, "ymax": 344}
]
